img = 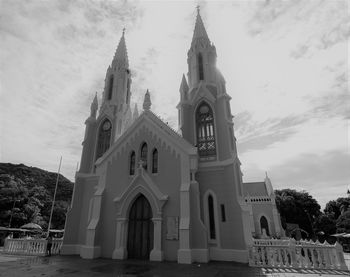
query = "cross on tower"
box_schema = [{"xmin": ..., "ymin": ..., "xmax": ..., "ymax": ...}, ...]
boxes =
[
  {"xmin": 196, "ymin": 5, "xmax": 200, "ymax": 14},
  {"xmin": 122, "ymin": 27, "xmax": 126, "ymax": 35}
]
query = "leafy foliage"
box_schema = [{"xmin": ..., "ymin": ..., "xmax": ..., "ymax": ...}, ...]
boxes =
[
  {"xmin": 336, "ymin": 211, "xmax": 350, "ymax": 233},
  {"xmin": 275, "ymin": 189, "xmax": 321, "ymax": 237},
  {"xmin": 324, "ymin": 197, "xmax": 350, "ymax": 220},
  {"xmin": 0, "ymin": 163, "xmax": 73, "ymax": 230},
  {"xmin": 313, "ymin": 213, "xmax": 336, "ymax": 235}
]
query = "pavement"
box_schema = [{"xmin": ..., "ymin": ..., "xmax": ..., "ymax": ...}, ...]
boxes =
[{"xmin": 0, "ymin": 254, "xmax": 349, "ymax": 277}]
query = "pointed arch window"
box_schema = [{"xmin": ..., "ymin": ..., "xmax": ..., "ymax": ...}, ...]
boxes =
[
  {"xmin": 140, "ymin": 142, "xmax": 148, "ymax": 170},
  {"xmin": 107, "ymin": 75, "xmax": 114, "ymax": 100},
  {"xmin": 208, "ymin": 195, "xmax": 216, "ymax": 239},
  {"xmin": 196, "ymin": 102, "xmax": 216, "ymax": 157},
  {"xmin": 198, "ymin": 53, "xmax": 204, "ymax": 80},
  {"xmin": 260, "ymin": 216, "xmax": 270, "ymax": 236},
  {"xmin": 129, "ymin": 151, "xmax": 135, "ymax": 175},
  {"xmin": 152, "ymin": 149, "xmax": 158, "ymax": 173},
  {"xmin": 96, "ymin": 119, "xmax": 112, "ymax": 159}
]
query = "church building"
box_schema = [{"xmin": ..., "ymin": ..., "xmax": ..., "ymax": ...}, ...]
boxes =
[{"xmin": 62, "ymin": 10, "xmax": 284, "ymax": 264}]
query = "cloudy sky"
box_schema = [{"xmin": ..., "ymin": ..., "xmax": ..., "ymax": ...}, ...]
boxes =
[{"xmin": 0, "ymin": 0, "xmax": 349, "ymax": 208}]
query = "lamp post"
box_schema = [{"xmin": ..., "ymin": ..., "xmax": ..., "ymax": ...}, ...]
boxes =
[
  {"xmin": 304, "ymin": 209, "xmax": 315, "ymax": 239},
  {"xmin": 8, "ymin": 199, "xmax": 20, "ymax": 228}
]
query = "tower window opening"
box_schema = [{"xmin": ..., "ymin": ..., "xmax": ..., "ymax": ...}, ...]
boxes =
[
  {"xmin": 196, "ymin": 103, "xmax": 216, "ymax": 157},
  {"xmin": 140, "ymin": 142, "xmax": 148, "ymax": 170},
  {"xmin": 152, "ymin": 149, "xmax": 158, "ymax": 173},
  {"xmin": 107, "ymin": 76, "xmax": 114, "ymax": 100},
  {"xmin": 198, "ymin": 53, "xmax": 204, "ymax": 80},
  {"xmin": 208, "ymin": 195, "xmax": 216, "ymax": 239},
  {"xmin": 96, "ymin": 119, "xmax": 112, "ymax": 159},
  {"xmin": 130, "ymin": 151, "xmax": 135, "ymax": 175}
]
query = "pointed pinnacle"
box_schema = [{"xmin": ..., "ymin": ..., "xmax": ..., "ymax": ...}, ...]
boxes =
[
  {"xmin": 90, "ymin": 92, "xmax": 98, "ymax": 117},
  {"xmin": 133, "ymin": 103, "xmax": 139, "ymax": 120},
  {"xmin": 113, "ymin": 31, "xmax": 129, "ymax": 67},
  {"xmin": 192, "ymin": 8, "xmax": 210, "ymax": 44},
  {"xmin": 180, "ymin": 74, "xmax": 189, "ymax": 93},
  {"xmin": 143, "ymin": 89, "xmax": 151, "ymax": 111}
]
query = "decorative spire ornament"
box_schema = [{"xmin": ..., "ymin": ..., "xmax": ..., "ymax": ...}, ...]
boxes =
[{"xmin": 143, "ymin": 89, "xmax": 151, "ymax": 111}]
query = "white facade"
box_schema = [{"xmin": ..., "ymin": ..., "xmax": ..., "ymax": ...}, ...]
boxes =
[{"xmin": 62, "ymin": 10, "xmax": 284, "ymax": 264}]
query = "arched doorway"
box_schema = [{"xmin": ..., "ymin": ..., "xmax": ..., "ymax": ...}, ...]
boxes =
[{"xmin": 127, "ymin": 194, "xmax": 153, "ymax": 259}]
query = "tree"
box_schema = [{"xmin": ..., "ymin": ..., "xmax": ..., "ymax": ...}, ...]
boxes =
[
  {"xmin": 0, "ymin": 163, "xmax": 73, "ymax": 230},
  {"xmin": 324, "ymin": 197, "xmax": 350, "ymax": 220},
  {"xmin": 336, "ymin": 210, "xmax": 350, "ymax": 233},
  {"xmin": 313, "ymin": 214, "xmax": 336, "ymax": 236},
  {"xmin": 275, "ymin": 189, "xmax": 321, "ymax": 237}
]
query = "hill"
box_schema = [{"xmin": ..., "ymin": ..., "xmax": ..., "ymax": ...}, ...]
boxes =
[{"xmin": 0, "ymin": 163, "xmax": 74, "ymax": 230}]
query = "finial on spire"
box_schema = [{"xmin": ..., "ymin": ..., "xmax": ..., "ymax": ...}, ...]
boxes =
[
  {"xmin": 196, "ymin": 5, "xmax": 200, "ymax": 14},
  {"xmin": 143, "ymin": 89, "xmax": 151, "ymax": 111},
  {"xmin": 122, "ymin": 27, "xmax": 126, "ymax": 36},
  {"xmin": 265, "ymin": 171, "xmax": 268, "ymax": 178}
]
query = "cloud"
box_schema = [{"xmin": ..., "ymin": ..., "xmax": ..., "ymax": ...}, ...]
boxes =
[
  {"xmin": 0, "ymin": 0, "xmax": 142, "ymax": 179},
  {"xmin": 246, "ymin": 0, "xmax": 349, "ymax": 59},
  {"xmin": 267, "ymin": 150, "xmax": 350, "ymax": 207},
  {"xmin": 235, "ymin": 112, "xmax": 309, "ymax": 153}
]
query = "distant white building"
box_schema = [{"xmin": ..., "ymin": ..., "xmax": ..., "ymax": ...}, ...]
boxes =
[{"xmin": 62, "ymin": 10, "xmax": 284, "ymax": 264}]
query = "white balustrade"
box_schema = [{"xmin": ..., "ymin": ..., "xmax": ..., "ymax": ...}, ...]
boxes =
[
  {"xmin": 4, "ymin": 238, "xmax": 63, "ymax": 256},
  {"xmin": 248, "ymin": 238, "xmax": 348, "ymax": 271}
]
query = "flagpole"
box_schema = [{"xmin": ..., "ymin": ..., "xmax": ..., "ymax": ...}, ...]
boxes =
[{"xmin": 47, "ymin": 156, "xmax": 62, "ymax": 236}]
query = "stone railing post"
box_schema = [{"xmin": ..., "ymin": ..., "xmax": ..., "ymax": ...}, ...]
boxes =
[
  {"xmin": 335, "ymin": 242, "xmax": 348, "ymax": 270},
  {"xmin": 247, "ymin": 240, "xmax": 255, "ymax": 266},
  {"xmin": 289, "ymin": 238, "xmax": 297, "ymax": 268}
]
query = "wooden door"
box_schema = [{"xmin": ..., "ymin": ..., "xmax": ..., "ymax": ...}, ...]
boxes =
[{"xmin": 127, "ymin": 195, "xmax": 153, "ymax": 259}]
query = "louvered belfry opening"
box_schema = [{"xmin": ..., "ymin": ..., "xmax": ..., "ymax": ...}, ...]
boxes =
[{"xmin": 196, "ymin": 102, "xmax": 216, "ymax": 157}]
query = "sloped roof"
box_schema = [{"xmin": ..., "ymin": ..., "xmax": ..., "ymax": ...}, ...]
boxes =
[{"xmin": 243, "ymin": 182, "xmax": 268, "ymax": 197}]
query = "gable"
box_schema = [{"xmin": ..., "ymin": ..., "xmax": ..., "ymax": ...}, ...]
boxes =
[{"xmin": 95, "ymin": 110, "xmax": 197, "ymax": 167}]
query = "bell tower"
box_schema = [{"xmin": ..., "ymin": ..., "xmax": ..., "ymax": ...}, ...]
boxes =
[
  {"xmin": 177, "ymin": 8, "xmax": 253, "ymax": 257},
  {"xmin": 178, "ymin": 9, "xmax": 238, "ymax": 163},
  {"xmin": 79, "ymin": 30, "xmax": 135, "ymax": 172},
  {"xmin": 99, "ymin": 29, "xmax": 133, "ymax": 141}
]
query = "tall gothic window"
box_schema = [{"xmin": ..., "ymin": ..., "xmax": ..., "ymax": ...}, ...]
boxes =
[
  {"xmin": 208, "ymin": 195, "xmax": 216, "ymax": 239},
  {"xmin": 140, "ymin": 142, "xmax": 148, "ymax": 170},
  {"xmin": 107, "ymin": 75, "xmax": 114, "ymax": 100},
  {"xmin": 196, "ymin": 102, "xmax": 216, "ymax": 157},
  {"xmin": 129, "ymin": 151, "xmax": 135, "ymax": 175},
  {"xmin": 198, "ymin": 53, "xmax": 204, "ymax": 80},
  {"xmin": 96, "ymin": 119, "xmax": 112, "ymax": 159},
  {"xmin": 152, "ymin": 149, "xmax": 158, "ymax": 173},
  {"xmin": 260, "ymin": 216, "xmax": 270, "ymax": 236}
]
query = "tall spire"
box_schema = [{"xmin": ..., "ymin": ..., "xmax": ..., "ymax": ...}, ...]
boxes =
[
  {"xmin": 113, "ymin": 28, "xmax": 129, "ymax": 67},
  {"xmin": 191, "ymin": 6, "xmax": 210, "ymax": 46}
]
